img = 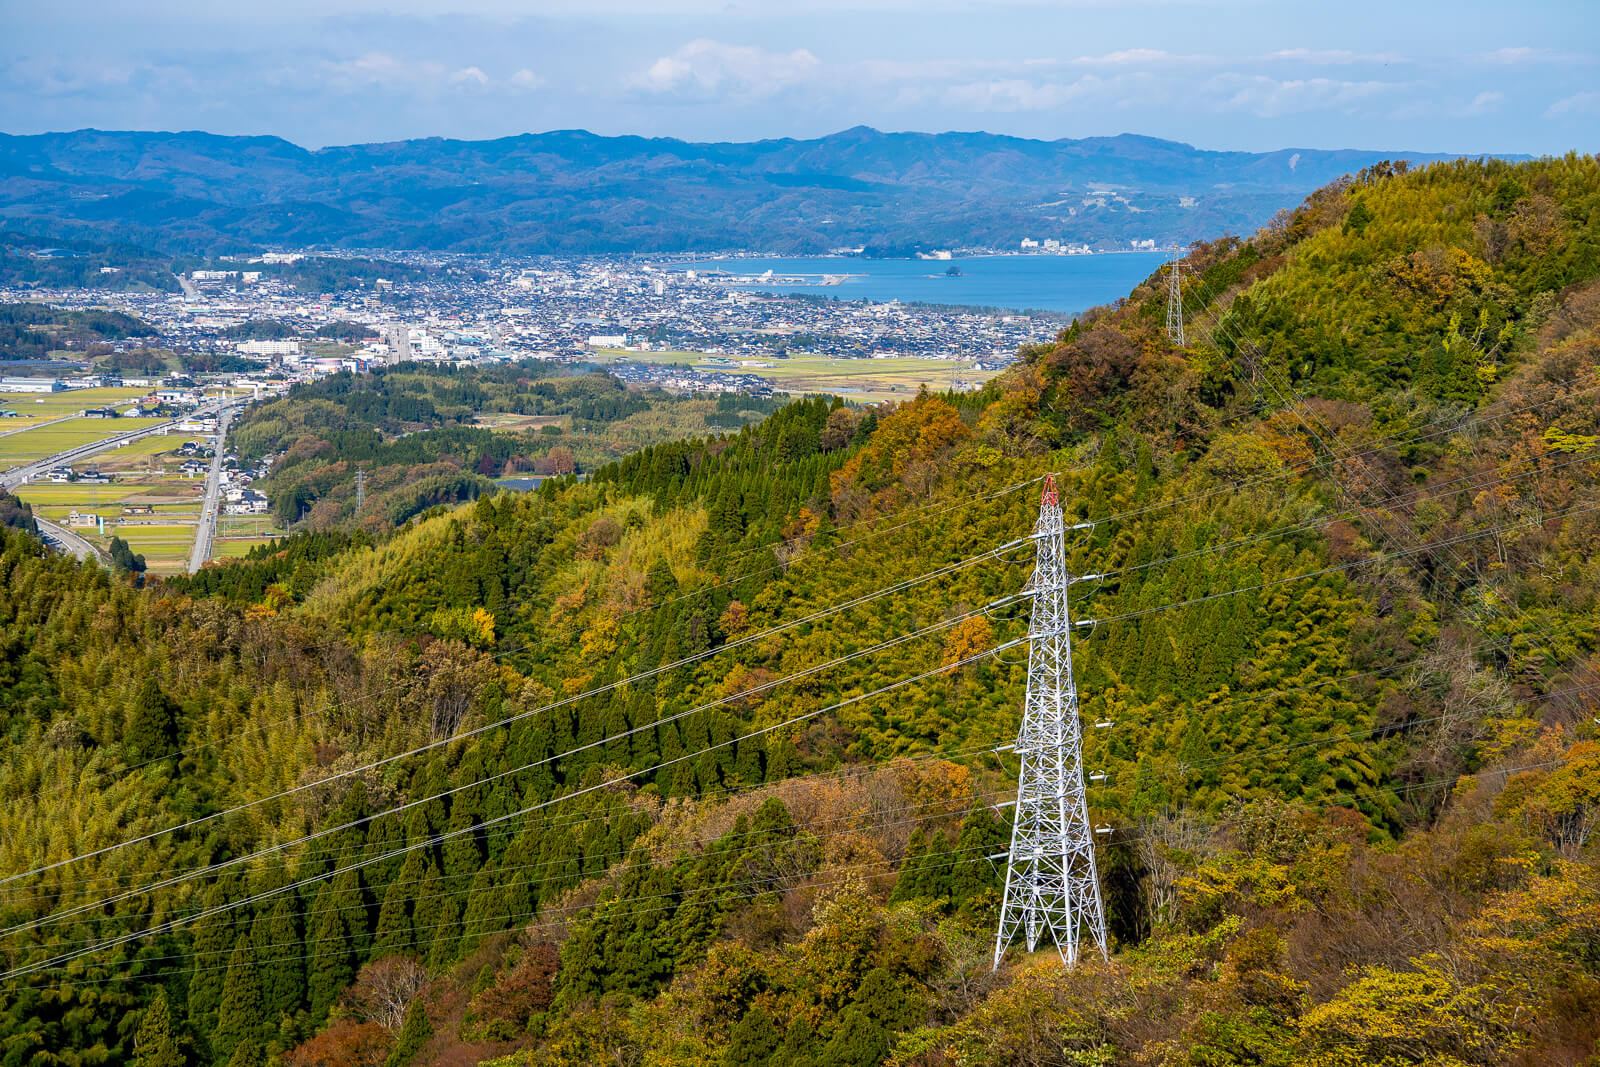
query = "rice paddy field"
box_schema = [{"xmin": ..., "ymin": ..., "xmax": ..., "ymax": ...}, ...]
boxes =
[
  {"xmin": 211, "ymin": 514, "xmax": 283, "ymax": 562},
  {"xmin": 0, "ymin": 417, "xmax": 167, "ymax": 467},
  {"xmin": 111, "ymin": 523, "xmax": 198, "ymax": 573},
  {"xmin": 0, "ymin": 387, "xmax": 150, "ymax": 417},
  {"xmin": 8, "ymin": 426, "xmax": 210, "ymax": 573},
  {"xmin": 596, "ymin": 350, "xmax": 1000, "ymax": 403}
]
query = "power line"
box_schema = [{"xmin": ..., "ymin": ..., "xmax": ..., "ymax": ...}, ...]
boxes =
[
  {"xmin": 2, "ymin": 622, "xmax": 1560, "ymax": 912},
  {"xmin": 11, "ymin": 493, "xmax": 1590, "ymax": 931},
  {"xmin": 2, "ymin": 539, "xmax": 1027, "ymax": 888},
  {"xmin": 1204, "ymin": 289, "xmax": 1600, "ymax": 722},
  {"xmin": 38, "ymin": 752, "xmax": 1577, "ymax": 989},
  {"xmin": 0, "ymin": 600, "xmax": 1023, "ymax": 941},
  {"xmin": 0, "ymin": 640, "xmax": 1021, "ymax": 981}
]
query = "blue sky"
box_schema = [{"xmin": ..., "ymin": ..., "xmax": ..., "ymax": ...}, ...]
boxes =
[{"xmin": 2, "ymin": 0, "xmax": 1595, "ymax": 152}]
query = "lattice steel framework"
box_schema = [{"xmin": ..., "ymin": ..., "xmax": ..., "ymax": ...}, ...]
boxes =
[
  {"xmin": 1166, "ymin": 254, "xmax": 1186, "ymax": 347},
  {"xmin": 993, "ymin": 475, "xmax": 1108, "ymax": 969}
]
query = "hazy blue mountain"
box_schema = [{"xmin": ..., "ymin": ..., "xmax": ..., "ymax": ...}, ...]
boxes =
[{"xmin": 0, "ymin": 127, "xmax": 1487, "ymax": 255}]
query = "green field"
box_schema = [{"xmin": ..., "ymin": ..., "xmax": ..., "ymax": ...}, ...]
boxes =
[
  {"xmin": 471, "ymin": 412, "xmax": 569, "ymax": 431},
  {"xmin": 90, "ymin": 433, "xmax": 190, "ymax": 469},
  {"xmin": 0, "ymin": 417, "xmax": 168, "ymax": 467},
  {"xmin": 0, "ymin": 387, "xmax": 150, "ymax": 416},
  {"xmin": 0, "ymin": 415, "xmax": 68, "ymax": 437},
  {"xmin": 211, "ymin": 539, "xmax": 266, "ymax": 559},
  {"xmin": 211, "ymin": 514, "xmax": 284, "ymax": 562},
  {"xmin": 596, "ymin": 350, "xmax": 1000, "ymax": 403},
  {"xmin": 105, "ymin": 522, "xmax": 197, "ymax": 574}
]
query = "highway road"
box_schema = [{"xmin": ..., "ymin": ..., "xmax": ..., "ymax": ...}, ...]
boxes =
[
  {"xmin": 35, "ymin": 516, "xmax": 109, "ymax": 565},
  {"xmin": 0, "ymin": 413, "xmax": 75, "ymax": 440},
  {"xmin": 187, "ymin": 406, "xmax": 235, "ymax": 573},
  {"xmin": 0, "ymin": 399, "xmax": 242, "ymax": 492}
]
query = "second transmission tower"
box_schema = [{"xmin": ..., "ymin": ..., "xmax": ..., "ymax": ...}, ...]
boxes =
[
  {"xmin": 994, "ymin": 474, "xmax": 1108, "ymax": 969},
  {"xmin": 1166, "ymin": 252, "xmax": 1186, "ymax": 347}
]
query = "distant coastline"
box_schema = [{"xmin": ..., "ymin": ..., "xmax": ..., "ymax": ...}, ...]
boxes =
[{"xmin": 668, "ymin": 252, "xmax": 1169, "ymax": 315}]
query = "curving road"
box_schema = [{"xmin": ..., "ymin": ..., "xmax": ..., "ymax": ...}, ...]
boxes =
[{"xmin": 35, "ymin": 516, "xmax": 110, "ymax": 565}]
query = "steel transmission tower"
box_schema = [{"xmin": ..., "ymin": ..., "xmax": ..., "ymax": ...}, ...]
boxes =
[
  {"xmin": 994, "ymin": 474, "xmax": 1108, "ymax": 969},
  {"xmin": 1166, "ymin": 253, "xmax": 1186, "ymax": 347},
  {"xmin": 355, "ymin": 469, "xmax": 366, "ymax": 511}
]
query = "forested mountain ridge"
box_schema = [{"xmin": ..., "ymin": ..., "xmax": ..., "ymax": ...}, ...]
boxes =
[
  {"xmin": 1, "ymin": 155, "xmax": 1598, "ymax": 1065},
  {"xmin": 0, "ymin": 127, "xmax": 1482, "ymax": 255}
]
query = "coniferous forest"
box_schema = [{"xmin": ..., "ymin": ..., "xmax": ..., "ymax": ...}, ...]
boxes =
[{"xmin": 1, "ymin": 156, "xmax": 1599, "ymax": 1065}]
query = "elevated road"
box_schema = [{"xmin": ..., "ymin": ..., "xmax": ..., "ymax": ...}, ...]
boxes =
[
  {"xmin": 35, "ymin": 516, "xmax": 110, "ymax": 566},
  {"xmin": 0, "ymin": 399, "xmax": 243, "ymax": 492},
  {"xmin": 0, "ymin": 413, "xmax": 75, "ymax": 441}
]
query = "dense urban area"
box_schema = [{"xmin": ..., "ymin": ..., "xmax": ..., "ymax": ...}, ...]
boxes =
[
  {"xmin": 0, "ymin": 248, "xmax": 1072, "ymax": 573},
  {"xmin": 4, "ymin": 250, "xmax": 1058, "ymax": 390}
]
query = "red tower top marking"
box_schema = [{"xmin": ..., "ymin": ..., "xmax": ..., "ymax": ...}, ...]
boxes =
[{"xmin": 1041, "ymin": 473, "xmax": 1059, "ymax": 507}]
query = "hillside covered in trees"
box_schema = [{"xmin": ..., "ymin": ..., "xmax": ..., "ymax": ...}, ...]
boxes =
[
  {"xmin": 0, "ymin": 155, "xmax": 1598, "ymax": 1066},
  {"xmin": 224, "ymin": 364, "xmax": 781, "ymax": 532}
]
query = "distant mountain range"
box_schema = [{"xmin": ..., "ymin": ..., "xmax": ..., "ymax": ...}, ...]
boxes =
[{"xmin": 0, "ymin": 127, "xmax": 1498, "ymax": 256}]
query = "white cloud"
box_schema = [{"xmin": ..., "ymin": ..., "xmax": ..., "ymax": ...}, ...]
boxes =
[
  {"xmin": 1207, "ymin": 74, "xmax": 1402, "ymax": 117},
  {"xmin": 1070, "ymin": 48, "xmax": 1190, "ymax": 67},
  {"xmin": 1267, "ymin": 48, "xmax": 1404, "ymax": 65},
  {"xmin": 942, "ymin": 73, "xmax": 1146, "ymax": 113},
  {"xmin": 324, "ymin": 51, "xmax": 436, "ymax": 90},
  {"xmin": 509, "ymin": 68, "xmax": 545, "ymax": 90},
  {"xmin": 318, "ymin": 52, "xmax": 535, "ymax": 96},
  {"xmin": 631, "ymin": 39, "xmax": 821, "ymax": 98},
  {"xmin": 1462, "ymin": 90, "xmax": 1503, "ymax": 116},
  {"xmin": 1483, "ymin": 46, "xmax": 1539, "ymax": 65},
  {"xmin": 1546, "ymin": 90, "xmax": 1600, "ymax": 117}
]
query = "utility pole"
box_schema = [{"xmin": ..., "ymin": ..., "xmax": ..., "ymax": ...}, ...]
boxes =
[
  {"xmin": 994, "ymin": 474, "xmax": 1108, "ymax": 969},
  {"xmin": 355, "ymin": 468, "xmax": 366, "ymax": 511},
  {"xmin": 1166, "ymin": 251, "xmax": 1186, "ymax": 347}
]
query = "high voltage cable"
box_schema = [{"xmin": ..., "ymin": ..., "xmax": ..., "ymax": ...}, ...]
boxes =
[
  {"xmin": 626, "ymin": 474, "xmax": 1047, "ymax": 618},
  {"xmin": 1, "ymin": 538, "xmax": 1028, "ymax": 888},
  {"xmin": 15, "ymin": 789, "xmax": 994, "ymax": 958},
  {"xmin": 10, "ymin": 489, "xmax": 1585, "ymax": 915},
  {"xmin": 0, "ymin": 601, "xmax": 1023, "ymax": 940},
  {"xmin": 12, "ymin": 263, "xmax": 1591, "ymax": 968},
  {"xmin": 1094, "ymin": 250, "xmax": 1600, "ymax": 533},
  {"xmin": 1076, "ymin": 495, "xmax": 1600, "ymax": 630},
  {"xmin": 19, "ymin": 341, "xmax": 1585, "ymax": 812},
  {"xmin": 1205, "ymin": 292, "xmax": 1600, "ymax": 717},
  {"xmin": 11, "ymin": 470, "xmax": 1588, "ymax": 918},
  {"xmin": 33, "ymin": 753, "xmax": 1575, "ymax": 990},
  {"xmin": 17, "ymin": 620, "xmax": 1591, "ymax": 956},
  {"xmin": 8, "ymin": 474, "xmax": 1046, "ymax": 810},
  {"xmin": 1091, "ymin": 444, "xmax": 1599, "ymax": 585},
  {"xmin": 47, "ymin": 852, "xmax": 1000, "ymax": 990},
  {"xmin": 0, "ymin": 640, "xmax": 1022, "ymax": 981},
  {"xmin": 0, "ymin": 736, "xmax": 1008, "ymax": 905},
  {"xmin": 1069, "ymin": 371, "xmax": 1600, "ymax": 538}
]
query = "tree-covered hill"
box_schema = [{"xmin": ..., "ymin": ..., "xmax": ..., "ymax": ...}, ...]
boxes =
[
  {"xmin": 220, "ymin": 363, "xmax": 781, "ymax": 532},
  {"xmin": 0, "ymin": 128, "xmax": 1484, "ymax": 256},
  {"xmin": 0, "ymin": 155, "xmax": 1597, "ymax": 1065}
]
